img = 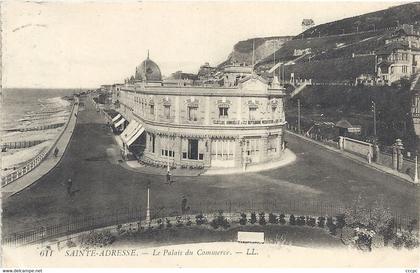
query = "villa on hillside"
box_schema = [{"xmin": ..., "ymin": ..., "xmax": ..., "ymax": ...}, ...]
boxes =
[
  {"xmin": 110, "ymin": 54, "xmax": 287, "ymax": 170},
  {"xmin": 377, "ymin": 24, "xmax": 420, "ymax": 85}
]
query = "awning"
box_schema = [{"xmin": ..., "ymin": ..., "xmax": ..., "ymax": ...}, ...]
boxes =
[
  {"xmin": 120, "ymin": 120, "xmax": 139, "ymax": 143},
  {"xmin": 127, "ymin": 124, "xmax": 145, "ymax": 147},
  {"xmin": 115, "ymin": 117, "xmax": 126, "ymax": 128},
  {"xmin": 112, "ymin": 114, "xmax": 121, "ymax": 122}
]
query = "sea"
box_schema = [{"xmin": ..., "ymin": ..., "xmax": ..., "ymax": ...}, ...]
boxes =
[
  {"xmin": 1, "ymin": 88, "xmax": 79, "ymax": 172},
  {"xmin": 1, "ymin": 88, "xmax": 77, "ymax": 131}
]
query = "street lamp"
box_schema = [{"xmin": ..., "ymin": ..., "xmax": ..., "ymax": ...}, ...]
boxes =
[
  {"xmin": 146, "ymin": 182, "xmax": 151, "ymax": 227},
  {"xmin": 298, "ymin": 99, "xmax": 301, "ymax": 134},
  {"xmin": 371, "ymin": 101, "xmax": 377, "ymax": 139}
]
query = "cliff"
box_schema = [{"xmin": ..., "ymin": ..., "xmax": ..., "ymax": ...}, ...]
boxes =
[{"xmin": 219, "ymin": 36, "xmax": 293, "ymax": 67}]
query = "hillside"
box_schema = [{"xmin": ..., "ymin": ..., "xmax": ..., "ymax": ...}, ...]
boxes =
[
  {"xmin": 300, "ymin": 2, "xmax": 420, "ymax": 39},
  {"xmin": 220, "ymin": 36, "xmax": 292, "ymax": 67},
  {"xmin": 215, "ymin": 2, "xmax": 419, "ymax": 84}
]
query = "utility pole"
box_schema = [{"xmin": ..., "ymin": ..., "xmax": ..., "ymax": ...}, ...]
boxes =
[
  {"xmin": 167, "ymin": 127, "xmax": 170, "ymax": 172},
  {"xmin": 415, "ymin": 155, "xmax": 419, "ymax": 183},
  {"xmin": 372, "ymin": 101, "xmax": 377, "ymax": 139},
  {"xmin": 146, "ymin": 182, "xmax": 151, "ymax": 227},
  {"xmin": 298, "ymin": 99, "xmax": 301, "ymax": 134}
]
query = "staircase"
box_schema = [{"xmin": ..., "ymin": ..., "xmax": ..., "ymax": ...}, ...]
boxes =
[{"xmin": 290, "ymin": 82, "xmax": 309, "ymax": 98}]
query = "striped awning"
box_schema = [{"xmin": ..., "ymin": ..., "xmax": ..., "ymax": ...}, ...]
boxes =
[
  {"xmin": 127, "ymin": 124, "xmax": 145, "ymax": 147},
  {"xmin": 115, "ymin": 117, "xmax": 126, "ymax": 128},
  {"xmin": 121, "ymin": 120, "xmax": 139, "ymax": 143},
  {"xmin": 112, "ymin": 114, "xmax": 121, "ymax": 122}
]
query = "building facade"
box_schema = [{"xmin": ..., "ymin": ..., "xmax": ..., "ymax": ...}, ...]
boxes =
[
  {"xmin": 377, "ymin": 25, "xmax": 420, "ymax": 85},
  {"xmin": 115, "ymin": 57, "xmax": 287, "ymax": 169}
]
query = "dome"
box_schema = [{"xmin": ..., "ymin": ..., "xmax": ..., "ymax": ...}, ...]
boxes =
[{"xmin": 135, "ymin": 55, "xmax": 162, "ymax": 82}]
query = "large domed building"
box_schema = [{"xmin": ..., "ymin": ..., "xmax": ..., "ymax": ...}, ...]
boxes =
[
  {"xmin": 113, "ymin": 51, "xmax": 287, "ymax": 172},
  {"xmin": 135, "ymin": 53, "xmax": 162, "ymax": 82}
]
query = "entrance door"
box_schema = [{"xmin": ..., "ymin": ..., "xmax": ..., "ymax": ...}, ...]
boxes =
[{"xmin": 188, "ymin": 139, "xmax": 198, "ymax": 160}]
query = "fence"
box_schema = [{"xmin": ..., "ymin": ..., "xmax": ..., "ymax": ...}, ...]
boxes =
[
  {"xmin": 3, "ymin": 199, "xmax": 417, "ymax": 247},
  {"xmin": 287, "ymin": 123, "xmax": 418, "ymax": 180},
  {"xmin": 1, "ymin": 140, "xmax": 46, "ymax": 150},
  {"xmin": 1, "ymin": 99, "xmax": 78, "ymax": 187},
  {"xmin": 340, "ymin": 136, "xmax": 372, "ymax": 158},
  {"xmin": 17, "ymin": 122, "xmax": 65, "ymax": 132}
]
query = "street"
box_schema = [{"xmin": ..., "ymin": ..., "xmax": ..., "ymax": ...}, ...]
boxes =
[{"xmin": 2, "ymin": 97, "xmax": 418, "ymax": 236}]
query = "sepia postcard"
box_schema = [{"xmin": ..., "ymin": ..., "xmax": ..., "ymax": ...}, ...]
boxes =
[{"xmin": 1, "ymin": 0, "xmax": 419, "ymax": 271}]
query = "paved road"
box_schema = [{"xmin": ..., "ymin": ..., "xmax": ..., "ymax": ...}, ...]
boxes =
[{"xmin": 2, "ymin": 97, "xmax": 418, "ymax": 236}]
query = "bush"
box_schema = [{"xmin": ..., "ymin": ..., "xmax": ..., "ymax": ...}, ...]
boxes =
[
  {"xmin": 195, "ymin": 214, "xmax": 206, "ymax": 225},
  {"xmin": 371, "ymin": 234, "xmax": 385, "ymax": 249},
  {"xmin": 259, "ymin": 212, "xmax": 267, "ymax": 226},
  {"xmin": 336, "ymin": 214, "xmax": 346, "ymax": 230},
  {"xmin": 66, "ymin": 239, "xmax": 77, "ymax": 248},
  {"xmin": 289, "ymin": 214, "xmax": 296, "ymax": 225},
  {"xmin": 279, "ymin": 214, "xmax": 286, "ymax": 225},
  {"xmin": 211, "ymin": 211, "xmax": 230, "ymax": 229},
  {"xmin": 165, "ymin": 218, "xmax": 172, "ymax": 228},
  {"xmin": 250, "ymin": 212, "xmax": 257, "ymax": 224},
  {"xmin": 239, "ymin": 213, "xmax": 247, "ymax": 225},
  {"xmin": 175, "ymin": 216, "xmax": 184, "ymax": 227},
  {"xmin": 394, "ymin": 232, "xmax": 420, "ymax": 250},
  {"xmin": 80, "ymin": 230, "xmax": 115, "ymax": 248},
  {"xmin": 355, "ymin": 230, "xmax": 373, "ymax": 252},
  {"xmin": 381, "ymin": 218, "xmax": 395, "ymax": 246},
  {"xmin": 268, "ymin": 213, "xmax": 278, "ymax": 224},
  {"xmin": 157, "ymin": 219, "xmax": 164, "ymax": 229},
  {"xmin": 297, "ymin": 216, "xmax": 306, "ymax": 226},
  {"xmin": 327, "ymin": 217, "xmax": 337, "ymax": 235},
  {"xmin": 307, "ymin": 217, "xmax": 316, "ymax": 227},
  {"xmin": 341, "ymin": 226, "xmax": 356, "ymax": 246},
  {"xmin": 186, "ymin": 217, "xmax": 192, "ymax": 226},
  {"xmin": 317, "ymin": 217, "xmax": 325, "ymax": 228}
]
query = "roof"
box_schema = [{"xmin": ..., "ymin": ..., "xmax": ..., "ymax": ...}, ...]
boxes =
[
  {"xmin": 392, "ymin": 24, "xmax": 420, "ymax": 37},
  {"xmin": 335, "ymin": 119, "xmax": 353, "ymax": 129},
  {"xmin": 376, "ymin": 41, "xmax": 409, "ymax": 54},
  {"xmin": 135, "ymin": 56, "xmax": 162, "ymax": 82},
  {"xmin": 238, "ymin": 73, "xmax": 268, "ymax": 84},
  {"xmin": 223, "ymin": 65, "xmax": 253, "ymax": 74}
]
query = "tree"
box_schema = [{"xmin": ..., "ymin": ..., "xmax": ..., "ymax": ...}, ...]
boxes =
[
  {"xmin": 344, "ymin": 196, "xmax": 394, "ymax": 250},
  {"xmin": 259, "ymin": 212, "xmax": 267, "ymax": 226},
  {"xmin": 239, "ymin": 213, "xmax": 247, "ymax": 225},
  {"xmin": 250, "ymin": 212, "xmax": 257, "ymax": 224},
  {"xmin": 268, "ymin": 213, "xmax": 278, "ymax": 224}
]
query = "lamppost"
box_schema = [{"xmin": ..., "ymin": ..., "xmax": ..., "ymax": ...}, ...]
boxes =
[
  {"xmin": 372, "ymin": 100, "xmax": 377, "ymax": 139},
  {"xmin": 146, "ymin": 182, "xmax": 151, "ymax": 227},
  {"xmin": 298, "ymin": 99, "xmax": 301, "ymax": 134},
  {"xmin": 414, "ymin": 155, "xmax": 419, "ymax": 183}
]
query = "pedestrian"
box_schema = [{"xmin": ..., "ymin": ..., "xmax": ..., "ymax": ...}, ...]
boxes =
[
  {"xmin": 54, "ymin": 147, "xmax": 59, "ymax": 157},
  {"xmin": 367, "ymin": 149, "xmax": 372, "ymax": 164},
  {"xmin": 67, "ymin": 178, "xmax": 73, "ymax": 195},
  {"xmin": 166, "ymin": 170, "xmax": 171, "ymax": 184}
]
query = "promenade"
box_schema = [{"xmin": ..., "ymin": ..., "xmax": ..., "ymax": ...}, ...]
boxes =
[
  {"xmin": 2, "ymin": 99, "xmax": 79, "ymax": 199},
  {"xmin": 2, "ymin": 96, "xmax": 418, "ymax": 237}
]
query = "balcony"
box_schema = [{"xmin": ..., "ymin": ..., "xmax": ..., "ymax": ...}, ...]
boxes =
[{"xmin": 212, "ymin": 119, "xmax": 284, "ymax": 126}]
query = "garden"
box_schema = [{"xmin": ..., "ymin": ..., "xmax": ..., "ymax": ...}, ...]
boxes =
[{"xmin": 66, "ymin": 202, "xmax": 418, "ymax": 252}]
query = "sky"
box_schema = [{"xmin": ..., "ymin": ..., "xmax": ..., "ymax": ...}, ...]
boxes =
[{"xmin": 1, "ymin": 1, "xmax": 403, "ymax": 88}]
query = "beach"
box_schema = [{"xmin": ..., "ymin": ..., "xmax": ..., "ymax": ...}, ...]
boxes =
[{"xmin": 1, "ymin": 89, "xmax": 75, "ymax": 177}]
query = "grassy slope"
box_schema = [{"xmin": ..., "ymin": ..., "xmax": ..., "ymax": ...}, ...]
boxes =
[
  {"xmin": 287, "ymin": 81, "xmax": 417, "ymax": 152},
  {"xmin": 300, "ymin": 2, "xmax": 420, "ymax": 38}
]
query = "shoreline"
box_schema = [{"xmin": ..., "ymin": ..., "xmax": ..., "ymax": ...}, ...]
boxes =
[{"xmin": 1, "ymin": 96, "xmax": 73, "ymax": 173}]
